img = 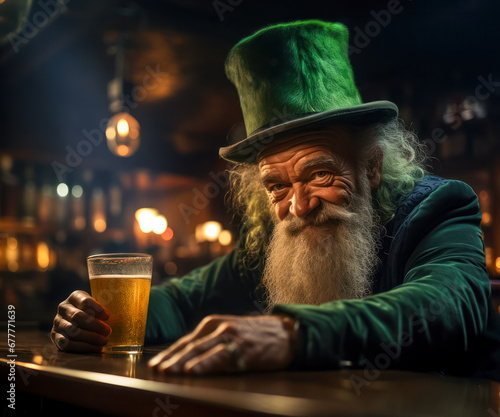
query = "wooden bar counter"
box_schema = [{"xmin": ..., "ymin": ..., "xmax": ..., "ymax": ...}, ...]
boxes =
[{"xmin": 1, "ymin": 330, "xmax": 498, "ymax": 416}]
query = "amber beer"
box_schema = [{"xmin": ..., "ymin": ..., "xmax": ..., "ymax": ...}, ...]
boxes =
[
  {"xmin": 87, "ymin": 254, "xmax": 152, "ymax": 354},
  {"xmin": 90, "ymin": 275, "xmax": 151, "ymax": 351}
]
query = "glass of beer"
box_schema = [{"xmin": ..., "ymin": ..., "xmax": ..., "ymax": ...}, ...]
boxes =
[{"xmin": 87, "ymin": 253, "xmax": 152, "ymax": 354}]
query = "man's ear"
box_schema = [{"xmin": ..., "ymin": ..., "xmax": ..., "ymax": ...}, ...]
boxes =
[{"xmin": 365, "ymin": 147, "xmax": 383, "ymax": 190}]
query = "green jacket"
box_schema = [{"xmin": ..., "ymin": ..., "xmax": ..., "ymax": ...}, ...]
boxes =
[{"xmin": 145, "ymin": 176, "xmax": 500, "ymax": 381}]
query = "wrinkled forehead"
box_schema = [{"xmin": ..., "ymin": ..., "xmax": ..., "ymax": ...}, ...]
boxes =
[{"xmin": 256, "ymin": 125, "xmax": 366, "ymax": 164}]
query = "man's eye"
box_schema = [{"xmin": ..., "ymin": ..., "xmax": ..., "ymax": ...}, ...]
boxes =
[
  {"xmin": 271, "ymin": 184, "xmax": 285, "ymax": 192},
  {"xmin": 314, "ymin": 171, "xmax": 328, "ymax": 178}
]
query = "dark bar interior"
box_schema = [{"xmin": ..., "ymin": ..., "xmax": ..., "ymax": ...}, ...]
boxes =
[{"xmin": 1, "ymin": 0, "xmax": 500, "ymax": 416}]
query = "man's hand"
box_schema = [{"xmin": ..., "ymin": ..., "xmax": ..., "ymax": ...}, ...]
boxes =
[
  {"xmin": 50, "ymin": 290, "xmax": 111, "ymax": 353},
  {"xmin": 148, "ymin": 314, "xmax": 298, "ymax": 374}
]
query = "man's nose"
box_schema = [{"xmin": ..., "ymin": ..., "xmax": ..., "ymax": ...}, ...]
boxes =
[{"xmin": 289, "ymin": 185, "xmax": 320, "ymax": 218}]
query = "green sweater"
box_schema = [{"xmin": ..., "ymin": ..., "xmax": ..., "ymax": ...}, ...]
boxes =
[{"xmin": 145, "ymin": 176, "xmax": 500, "ymax": 380}]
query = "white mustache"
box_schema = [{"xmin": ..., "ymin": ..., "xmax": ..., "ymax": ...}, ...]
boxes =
[{"xmin": 281, "ymin": 203, "xmax": 356, "ymax": 235}]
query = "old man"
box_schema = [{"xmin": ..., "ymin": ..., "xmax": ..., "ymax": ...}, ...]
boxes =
[{"xmin": 51, "ymin": 20, "xmax": 500, "ymax": 381}]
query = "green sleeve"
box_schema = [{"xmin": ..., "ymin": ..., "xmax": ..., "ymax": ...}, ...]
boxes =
[
  {"xmin": 272, "ymin": 181, "xmax": 492, "ymax": 374},
  {"xmin": 145, "ymin": 244, "xmax": 257, "ymax": 345}
]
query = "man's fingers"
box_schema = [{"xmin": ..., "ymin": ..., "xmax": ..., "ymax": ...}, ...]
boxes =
[
  {"xmin": 149, "ymin": 321, "xmax": 236, "ymax": 370},
  {"xmin": 68, "ymin": 291, "xmax": 109, "ymax": 321},
  {"xmin": 149, "ymin": 316, "xmax": 228, "ymax": 368},
  {"xmin": 53, "ymin": 300, "xmax": 111, "ymax": 350},
  {"xmin": 52, "ymin": 332, "xmax": 103, "ymax": 353},
  {"xmin": 150, "ymin": 315, "xmax": 296, "ymax": 375},
  {"xmin": 148, "ymin": 333, "xmax": 193, "ymax": 368},
  {"xmin": 153, "ymin": 331, "xmax": 232, "ymax": 373},
  {"xmin": 184, "ymin": 344, "xmax": 235, "ymax": 374},
  {"xmin": 57, "ymin": 303, "xmax": 111, "ymax": 336},
  {"xmin": 50, "ymin": 291, "xmax": 112, "ymax": 353},
  {"xmin": 55, "ymin": 317, "xmax": 108, "ymax": 346},
  {"xmin": 148, "ymin": 333, "xmax": 208, "ymax": 369}
]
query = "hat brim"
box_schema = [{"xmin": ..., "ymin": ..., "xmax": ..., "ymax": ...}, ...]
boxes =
[{"xmin": 219, "ymin": 100, "xmax": 398, "ymax": 163}]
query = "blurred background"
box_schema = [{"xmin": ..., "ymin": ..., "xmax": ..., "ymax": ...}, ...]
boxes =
[{"xmin": 0, "ymin": 0, "xmax": 499, "ymax": 327}]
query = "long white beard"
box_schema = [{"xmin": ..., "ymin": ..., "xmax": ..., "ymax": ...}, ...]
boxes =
[{"xmin": 261, "ymin": 176, "xmax": 379, "ymax": 309}]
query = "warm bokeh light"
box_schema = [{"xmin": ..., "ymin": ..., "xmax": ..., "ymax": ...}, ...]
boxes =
[
  {"xmin": 94, "ymin": 218, "xmax": 107, "ymax": 233},
  {"xmin": 57, "ymin": 183, "xmax": 69, "ymax": 197},
  {"xmin": 129, "ymin": 128, "xmax": 139, "ymax": 139},
  {"xmin": 485, "ymin": 247, "xmax": 493, "ymax": 268},
  {"xmin": 6, "ymin": 237, "xmax": 18, "ymax": 269},
  {"xmin": 106, "ymin": 113, "xmax": 141, "ymax": 157},
  {"xmin": 202, "ymin": 221, "xmax": 222, "ymax": 242},
  {"xmin": 482, "ymin": 212, "xmax": 491, "ymax": 225},
  {"xmin": 32, "ymin": 355, "xmax": 44, "ymax": 365},
  {"xmin": 7, "ymin": 262, "xmax": 18, "ymax": 272},
  {"xmin": 218, "ymin": 230, "xmax": 232, "ymax": 246},
  {"xmin": 71, "ymin": 185, "xmax": 83, "ymax": 198},
  {"xmin": 117, "ymin": 119, "xmax": 130, "ymax": 136},
  {"xmin": 496, "ymin": 257, "xmax": 500, "ymax": 272},
  {"xmin": 135, "ymin": 208, "xmax": 158, "ymax": 233},
  {"xmin": 74, "ymin": 216, "xmax": 86, "ymax": 230},
  {"xmin": 195, "ymin": 224, "xmax": 204, "ymax": 242},
  {"xmin": 117, "ymin": 145, "xmax": 129, "ymax": 156},
  {"xmin": 164, "ymin": 262, "xmax": 177, "ymax": 275},
  {"xmin": 6, "ymin": 243, "xmax": 18, "ymax": 272},
  {"xmin": 135, "ymin": 208, "xmax": 156, "ymax": 222},
  {"xmin": 106, "ymin": 126, "xmax": 116, "ymax": 140},
  {"xmin": 162, "ymin": 227, "xmax": 174, "ymax": 241},
  {"xmin": 479, "ymin": 191, "xmax": 489, "ymax": 200},
  {"xmin": 7, "ymin": 237, "xmax": 17, "ymax": 249},
  {"xmin": 37, "ymin": 242, "xmax": 50, "ymax": 270},
  {"xmin": 153, "ymin": 215, "xmax": 168, "ymax": 234}
]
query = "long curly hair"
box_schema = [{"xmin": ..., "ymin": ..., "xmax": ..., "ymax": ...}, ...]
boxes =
[{"xmin": 228, "ymin": 119, "xmax": 428, "ymax": 265}]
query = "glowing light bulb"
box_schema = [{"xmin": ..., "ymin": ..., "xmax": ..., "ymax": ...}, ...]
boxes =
[
  {"xmin": 202, "ymin": 221, "xmax": 222, "ymax": 242},
  {"xmin": 218, "ymin": 230, "xmax": 232, "ymax": 246},
  {"xmin": 130, "ymin": 128, "xmax": 139, "ymax": 139},
  {"xmin": 162, "ymin": 227, "xmax": 174, "ymax": 241},
  {"xmin": 57, "ymin": 183, "xmax": 69, "ymax": 197},
  {"xmin": 153, "ymin": 215, "xmax": 168, "ymax": 234},
  {"xmin": 94, "ymin": 218, "xmax": 107, "ymax": 233},
  {"xmin": 37, "ymin": 242, "xmax": 50, "ymax": 269},
  {"xmin": 135, "ymin": 208, "xmax": 158, "ymax": 233},
  {"xmin": 72, "ymin": 185, "xmax": 83, "ymax": 198},
  {"xmin": 117, "ymin": 119, "xmax": 129, "ymax": 136},
  {"xmin": 106, "ymin": 113, "xmax": 141, "ymax": 157},
  {"xmin": 7, "ymin": 237, "xmax": 17, "ymax": 249},
  {"xmin": 117, "ymin": 145, "xmax": 129, "ymax": 156},
  {"xmin": 106, "ymin": 126, "xmax": 116, "ymax": 140}
]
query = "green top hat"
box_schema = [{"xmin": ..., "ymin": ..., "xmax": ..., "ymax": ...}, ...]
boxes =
[{"xmin": 219, "ymin": 20, "xmax": 398, "ymax": 163}]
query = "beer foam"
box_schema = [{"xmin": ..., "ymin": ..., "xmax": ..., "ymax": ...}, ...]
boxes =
[{"xmin": 89, "ymin": 274, "xmax": 151, "ymax": 280}]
